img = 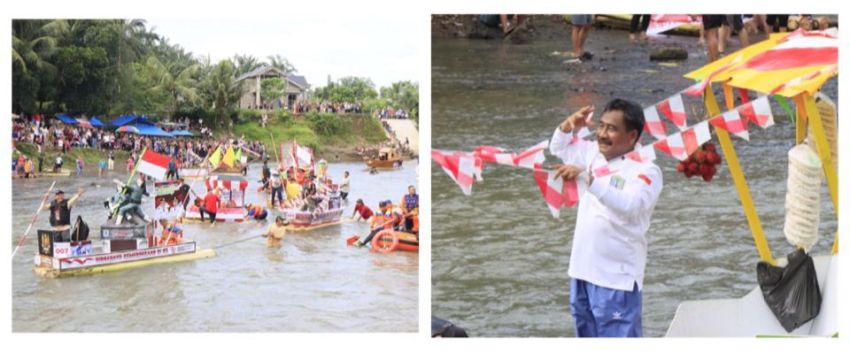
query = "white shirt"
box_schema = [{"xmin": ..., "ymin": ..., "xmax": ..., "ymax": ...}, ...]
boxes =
[
  {"xmin": 340, "ymin": 175, "xmax": 350, "ymax": 192},
  {"xmin": 550, "ymin": 128, "xmax": 663, "ymax": 291}
]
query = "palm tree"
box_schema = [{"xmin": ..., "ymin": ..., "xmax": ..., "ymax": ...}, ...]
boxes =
[
  {"xmin": 267, "ymin": 54, "xmax": 296, "ymax": 74},
  {"xmin": 232, "ymin": 54, "xmax": 265, "ymax": 76},
  {"xmin": 145, "ymin": 55, "xmax": 201, "ymax": 120},
  {"xmin": 12, "ymin": 19, "xmax": 65, "ymax": 73},
  {"xmin": 203, "ymin": 60, "xmax": 243, "ymax": 130}
]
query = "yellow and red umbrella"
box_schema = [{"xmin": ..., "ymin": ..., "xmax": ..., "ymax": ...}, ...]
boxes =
[{"xmin": 685, "ymin": 29, "xmax": 837, "ymax": 97}]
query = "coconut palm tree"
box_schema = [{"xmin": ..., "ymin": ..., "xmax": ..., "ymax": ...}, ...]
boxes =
[
  {"xmin": 202, "ymin": 59, "xmax": 243, "ymax": 130},
  {"xmin": 145, "ymin": 55, "xmax": 201, "ymax": 120},
  {"xmin": 267, "ymin": 54, "xmax": 296, "ymax": 74},
  {"xmin": 232, "ymin": 54, "xmax": 265, "ymax": 76}
]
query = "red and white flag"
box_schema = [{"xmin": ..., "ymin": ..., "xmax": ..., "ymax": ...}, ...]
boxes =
[
  {"xmin": 738, "ymin": 96, "xmax": 775, "ymax": 129},
  {"xmin": 625, "ymin": 144, "xmax": 657, "ymax": 164},
  {"xmin": 709, "ymin": 108, "xmax": 749, "ymax": 140},
  {"xmin": 432, "ymin": 150, "xmax": 476, "ymax": 195},
  {"xmin": 653, "ymin": 121, "xmax": 711, "ymax": 161},
  {"xmin": 643, "ymin": 105, "xmax": 668, "ymax": 139},
  {"xmin": 137, "ymin": 149, "xmax": 171, "ymax": 181},
  {"xmin": 647, "ymin": 14, "xmax": 701, "ymax": 37},
  {"xmin": 533, "ymin": 166, "xmax": 584, "ymax": 218},
  {"xmin": 491, "ymin": 140, "xmax": 548, "ymax": 169},
  {"xmin": 657, "ymin": 94, "xmax": 687, "ymax": 130}
]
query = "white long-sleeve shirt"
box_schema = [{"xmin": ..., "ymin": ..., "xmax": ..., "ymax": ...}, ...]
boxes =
[{"xmin": 550, "ymin": 128, "xmax": 663, "ymax": 291}]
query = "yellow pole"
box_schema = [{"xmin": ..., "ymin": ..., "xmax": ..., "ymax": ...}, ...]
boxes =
[
  {"xmin": 794, "ymin": 95, "xmax": 808, "ymax": 145},
  {"xmin": 802, "ymin": 94, "xmax": 837, "ymax": 213},
  {"xmin": 801, "ymin": 94, "xmax": 838, "ymax": 255},
  {"xmin": 707, "ymin": 86, "xmax": 774, "ymax": 264}
]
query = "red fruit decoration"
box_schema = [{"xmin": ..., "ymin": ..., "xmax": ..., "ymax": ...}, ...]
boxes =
[{"xmin": 674, "ymin": 142, "xmax": 722, "ymax": 182}]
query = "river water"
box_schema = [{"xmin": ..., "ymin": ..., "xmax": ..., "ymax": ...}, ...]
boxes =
[
  {"xmin": 431, "ymin": 32, "xmax": 837, "ymax": 337},
  {"xmin": 12, "ymin": 161, "xmax": 418, "ymax": 332}
]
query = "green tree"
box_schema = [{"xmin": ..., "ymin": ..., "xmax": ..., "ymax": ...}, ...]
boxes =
[
  {"xmin": 261, "ymin": 78, "xmax": 286, "ymax": 106},
  {"xmin": 145, "ymin": 55, "xmax": 201, "ymax": 119},
  {"xmin": 53, "ymin": 45, "xmax": 112, "ymax": 114},
  {"xmin": 202, "ymin": 59, "xmax": 244, "ymax": 130},
  {"xmin": 232, "ymin": 54, "xmax": 265, "ymax": 76},
  {"xmin": 267, "ymin": 54, "xmax": 296, "ymax": 74},
  {"xmin": 380, "ymin": 80, "xmax": 419, "ymax": 118}
]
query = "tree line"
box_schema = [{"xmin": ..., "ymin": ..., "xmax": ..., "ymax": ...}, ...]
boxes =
[{"xmin": 12, "ymin": 19, "xmax": 418, "ymax": 129}]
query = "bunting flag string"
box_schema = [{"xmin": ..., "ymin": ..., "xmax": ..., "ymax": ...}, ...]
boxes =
[
  {"xmin": 657, "ymin": 94, "xmax": 688, "ymax": 130},
  {"xmin": 433, "ymin": 92, "xmax": 776, "ymax": 218}
]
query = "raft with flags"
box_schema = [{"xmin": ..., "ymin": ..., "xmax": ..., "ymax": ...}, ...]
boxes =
[
  {"xmin": 34, "ymin": 149, "xmax": 215, "ymax": 278},
  {"xmin": 184, "ymin": 174, "xmax": 249, "ymax": 223}
]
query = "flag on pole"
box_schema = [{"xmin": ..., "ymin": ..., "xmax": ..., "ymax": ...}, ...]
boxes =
[
  {"xmin": 208, "ymin": 146, "xmax": 222, "ymax": 169},
  {"xmin": 138, "ymin": 148, "xmax": 171, "ymax": 181},
  {"xmin": 222, "ymin": 145, "xmax": 236, "ymax": 168}
]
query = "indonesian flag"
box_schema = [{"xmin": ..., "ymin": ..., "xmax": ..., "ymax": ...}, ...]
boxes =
[
  {"xmin": 533, "ymin": 165, "xmax": 585, "ymax": 218},
  {"xmin": 653, "ymin": 121, "xmax": 711, "ymax": 161},
  {"xmin": 138, "ymin": 149, "xmax": 171, "ymax": 181},
  {"xmin": 432, "ymin": 149, "xmax": 476, "ymax": 195},
  {"xmin": 657, "ymin": 94, "xmax": 687, "ymax": 130},
  {"xmin": 643, "ymin": 106, "xmax": 668, "ymax": 139},
  {"xmin": 738, "ymin": 96, "xmax": 775, "ymax": 129},
  {"xmin": 709, "ymin": 109, "xmax": 749, "ymax": 140}
]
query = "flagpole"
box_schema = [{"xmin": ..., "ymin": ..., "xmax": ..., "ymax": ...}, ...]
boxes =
[
  {"xmin": 11, "ymin": 181, "xmax": 56, "ymax": 259},
  {"xmin": 160, "ymin": 145, "xmax": 217, "ymax": 246},
  {"xmin": 112, "ymin": 146, "xmax": 146, "ymax": 219}
]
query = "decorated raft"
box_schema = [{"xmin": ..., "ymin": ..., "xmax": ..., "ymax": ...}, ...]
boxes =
[
  {"xmin": 185, "ymin": 174, "xmax": 248, "ymax": 223},
  {"xmin": 33, "ymin": 149, "xmax": 216, "ymax": 278}
]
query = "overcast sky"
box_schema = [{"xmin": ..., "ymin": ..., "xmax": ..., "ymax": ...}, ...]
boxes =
[{"xmin": 147, "ymin": 16, "xmax": 419, "ymax": 89}]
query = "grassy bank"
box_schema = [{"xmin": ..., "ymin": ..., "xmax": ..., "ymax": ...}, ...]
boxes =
[
  {"xmin": 13, "ymin": 142, "xmax": 131, "ymax": 176},
  {"xmin": 221, "ymin": 112, "xmax": 388, "ymax": 160}
]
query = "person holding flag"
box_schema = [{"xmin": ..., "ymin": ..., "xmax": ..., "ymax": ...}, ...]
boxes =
[{"xmin": 549, "ymin": 99, "xmax": 663, "ymax": 337}]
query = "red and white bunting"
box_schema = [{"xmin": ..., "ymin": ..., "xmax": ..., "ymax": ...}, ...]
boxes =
[
  {"xmin": 653, "ymin": 121, "xmax": 711, "ymax": 161},
  {"xmin": 432, "ymin": 150, "xmax": 476, "ymax": 195},
  {"xmin": 625, "ymin": 144, "xmax": 657, "ymax": 164},
  {"xmin": 643, "ymin": 106, "xmax": 668, "ymax": 139},
  {"xmin": 491, "ymin": 140, "xmax": 548, "ymax": 169},
  {"xmin": 533, "ymin": 166, "xmax": 584, "ymax": 218},
  {"xmin": 657, "ymin": 94, "xmax": 687, "ymax": 130},
  {"xmin": 709, "ymin": 108, "xmax": 749, "ymax": 140},
  {"xmin": 738, "ymin": 96, "xmax": 774, "ymax": 129}
]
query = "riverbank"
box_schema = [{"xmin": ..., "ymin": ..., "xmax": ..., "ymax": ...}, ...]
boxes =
[
  {"xmin": 12, "ymin": 142, "xmax": 131, "ymax": 177},
  {"xmin": 220, "ymin": 112, "xmax": 389, "ymax": 162}
]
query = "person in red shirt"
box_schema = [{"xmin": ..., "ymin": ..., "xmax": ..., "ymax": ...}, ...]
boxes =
[
  {"xmin": 351, "ymin": 199, "xmax": 373, "ymax": 222},
  {"xmin": 200, "ymin": 189, "xmax": 220, "ymax": 224}
]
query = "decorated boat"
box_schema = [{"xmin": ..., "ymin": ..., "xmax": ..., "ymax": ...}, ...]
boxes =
[
  {"xmin": 33, "ymin": 149, "xmax": 215, "ymax": 278},
  {"xmin": 365, "ymin": 147, "xmax": 403, "ymax": 169},
  {"xmin": 185, "ymin": 174, "xmax": 248, "ymax": 223}
]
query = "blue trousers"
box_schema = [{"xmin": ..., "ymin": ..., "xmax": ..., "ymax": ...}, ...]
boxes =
[{"xmin": 569, "ymin": 278, "xmax": 642, "ymax": 337}]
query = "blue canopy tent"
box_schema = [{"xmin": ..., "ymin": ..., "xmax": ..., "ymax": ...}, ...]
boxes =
[
  {"xmin": 135, "ymin": 123, "xmax": 174, "ymax": 137},
  {"xmin": 109, "ymin": 115, "xmax": 154, "ymax": 128},
  {"xmin": 89, "ymin": 116, "xmax": 105, "ymax": 128},
  {"xmin": 56, "ymin": 114, "xmax": 78, "ymax": 125},
  {"xmin": 169, "ymin": 129, "xmax": 195, "ymax": 137}
]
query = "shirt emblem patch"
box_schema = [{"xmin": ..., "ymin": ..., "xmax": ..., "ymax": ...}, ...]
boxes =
[{"xmin": 609, "ymin": 175, "xmax": 626, "ymax": 189}]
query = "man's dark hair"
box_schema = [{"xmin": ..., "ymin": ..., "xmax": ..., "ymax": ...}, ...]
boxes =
[{"xmin": 602, "ymin": 98, "xmax": 645, "ymax": 142}]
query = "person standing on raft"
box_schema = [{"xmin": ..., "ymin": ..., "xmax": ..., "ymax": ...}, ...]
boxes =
[
  {"xmin": 44, "ymin": 188, "xmax": 85, "ymax": 240},
  {"xmin": 550, "ymin": 99, "xmax": 663, "ymax": 337}
]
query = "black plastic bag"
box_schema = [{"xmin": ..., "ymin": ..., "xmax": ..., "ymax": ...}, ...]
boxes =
[
  {"xmin": 71, "ymin": 216, "xmax": 89, "ymax": 242},
  {"xmin": 432, "ymin": 316, "xmax": 469, "ymax": 337},
  {"xmin": 757, "ymin": 249, "xmax": 822, "ymax": 332}
]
